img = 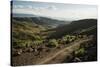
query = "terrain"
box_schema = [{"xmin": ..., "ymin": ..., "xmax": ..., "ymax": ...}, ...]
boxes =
[{"xmin": 11, "ymin": 16, "xmax": 97, "ymax": 66}]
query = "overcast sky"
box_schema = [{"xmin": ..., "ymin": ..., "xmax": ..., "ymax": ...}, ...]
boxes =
[{"xmin": 12, "ymin": 1, "xmax": 98, "ymax": 20}]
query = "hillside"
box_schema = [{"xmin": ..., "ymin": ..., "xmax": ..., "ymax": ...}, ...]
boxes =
[
  {"xmin": 12, "ymin": 18, "xmax": 97, "ymax": 48},
  {"xmin": 48, "ymin": 19, "xmax": 97, "ymax": 39},
  {"xmin": 12, "ymin": 18, "xmax": 47, "ymax": 48},
  {"xmin": 13, "ymin": 16, "xmax": 70, "ymax": 28},
  {"xmin": 12, "ymin": 17, "xmax": 97, "ymax": 66}
]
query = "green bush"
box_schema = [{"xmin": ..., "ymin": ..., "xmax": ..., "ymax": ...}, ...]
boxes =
[
  {"xmin": 33, "ymin": 40, "xmax": 43, "ymax": 46},
  {"xmin": 13, "ymin": 41, "xmax": 26, "ymax": 48},
  {"xmin": 12, "ymin": 39, "xmax": 32, "ymax": 48},
  {"xmin": 62, "ymin": 35, "xmax": 76, "ymax": 44},
  {"xmin": 34, "ymin": 36, "xmax": 40, "ymax": 40},
  {"xmin": 75, "ymin": 48, "xmax": 85, "ymax": 57},
  {"xmin": 62, "ymin": 35, "xmax": 70, "ymax": 41},
  {"xmin": 48, "ymin": 39, "xmax": 58, "ymax": 47}
]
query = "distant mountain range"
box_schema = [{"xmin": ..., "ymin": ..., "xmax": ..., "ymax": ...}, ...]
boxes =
[
  {"xmin": 12, "ymin": 13, "xmax": 97, "ymax": 39},
  {"xmin": 12, "ymin": 17, "xmax": 97, "ymax": 45},
  {"xmin": 12, "ymin": 13, "xmax": 71, "ymax": 28},
  {"xmin": 12, "ymin": 13, "xmax": 39, "ymax": 17}
]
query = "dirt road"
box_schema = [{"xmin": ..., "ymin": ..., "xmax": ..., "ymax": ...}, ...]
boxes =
[
  {"xmin": 36, "ymin": 38, "xmax": 91, "ymax": 64},
  {"xmin": 12, "ymin": 38, "xmax": 92, "ymax": 66}
]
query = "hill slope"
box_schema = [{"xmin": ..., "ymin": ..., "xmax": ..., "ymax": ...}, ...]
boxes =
[
  {"xmin": 48, "ymin": 19, "xmax": 97, "ymax": 39},
  {"xmin": 13, "ymin": 17, "xmax": 70, "ymax": 28}
]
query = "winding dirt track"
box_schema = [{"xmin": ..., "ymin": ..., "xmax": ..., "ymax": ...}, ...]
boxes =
[
  {"xmin": 12, "ymin": 38, "xmax": 91, "ymax": 66},
  {"xmin": 36, "ymin": 38, "xmax": 91, "ymax": 64}
]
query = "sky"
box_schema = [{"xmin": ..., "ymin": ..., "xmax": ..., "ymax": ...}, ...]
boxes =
[{"xmin": 12, "ymin": 1, "xmax": 98, "ymax": 20}]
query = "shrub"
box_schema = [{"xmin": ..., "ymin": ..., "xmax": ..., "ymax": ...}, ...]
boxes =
[
  {"xmin": 62, "ymin": 37, "xmax": 67, "ymax": 42},
  {"xmin": 48, "ymin": 39, "xmax": 58, "ymax": 47},
  {"xmin": 13, "ymin": 41, "xmax": 26, "ymax": 48},
  {"xmin": 34, "ymin": 35, "xmax": 41, "ymax": 40},
  {"xmin": 12, "ymin": 39, "xmax": 32, "ymax": 48},
  {"xmin": 68, "ymin": 39, "xmax": 73, "ymax": 42},
  {"xmin": 33, "ymin": 40, "xmax": 43, "ymax": 46},
  {"xmin": 75, "ymin": 48, "xmax": 85, "ymax": 57}
]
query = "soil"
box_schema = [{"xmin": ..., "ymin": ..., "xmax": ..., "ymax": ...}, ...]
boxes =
[{"xmin": 11, "ymin": 38, "xmax": 94, "ymax": 66}]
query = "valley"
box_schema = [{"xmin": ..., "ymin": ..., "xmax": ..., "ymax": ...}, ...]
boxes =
[{"xmin": 11, "ymin": 17, "xmax": 97, "ymax": 66}]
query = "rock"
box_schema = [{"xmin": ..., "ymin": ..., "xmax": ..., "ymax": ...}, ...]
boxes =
[
  {"xmin": 12, "ymin": 49, "xmax": 22, "ymax": 56},
  {"xmin": 28, "ymin": 48, "xmax": 33, "ymax": 52},
  {"xmin": 73, "ymin": 57, "xmax": 81, "ymax": 62},
  {"xmin": 22, "ymin": 47, "xmax": 34, "ymax": 52}
]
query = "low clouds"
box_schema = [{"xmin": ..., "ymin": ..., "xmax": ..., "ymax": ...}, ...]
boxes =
[
  {"xmin": 12, "ymin": 1, "xmax": 97, "ymax": 20},
  {"xmin": 13, "ymin": 4, "xmax": 57, "ymax": 11},
  {"xmin": 47, "ymin": 6, "xmax": 57, "ymax": 10},
  {"xmin": 13, "ymin": 5, "xmax": 32, "ymax": 9},
  {"xmin": 13, "ymin": 5, "xmax": 24, "ymax": 8}
]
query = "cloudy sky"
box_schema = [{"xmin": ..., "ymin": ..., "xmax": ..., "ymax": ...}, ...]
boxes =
[{"xmin": 12, "ymin": 1, "xmax": 98, "ymax": 20}]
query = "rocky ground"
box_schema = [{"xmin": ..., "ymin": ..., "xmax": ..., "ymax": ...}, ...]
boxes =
[{"xmin": 11, "ymin": 38, "xmax": 97, "ymax": 66}]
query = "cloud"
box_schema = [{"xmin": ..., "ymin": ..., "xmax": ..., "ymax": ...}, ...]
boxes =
[
  {"xmin": 12, "ymin": 2, "xmax": 97, "ymax": 20},
  {"xmin": 27, "ymin": 5, "xmax": 33, "ymax": 9},
  {"xmin": 13, "ymin": 5, "xmax": 33, "ymax": 9},
  {"xmin": 47, "ymin": 6, "xmax": 57, "ymax": 10},
  {"xmin": 17, "ymin": 5, "xmax": 24, "ymax": 8},
  {"xmin": 13, "ymin": 5, "xmax": 24, "ymax": 9}
]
